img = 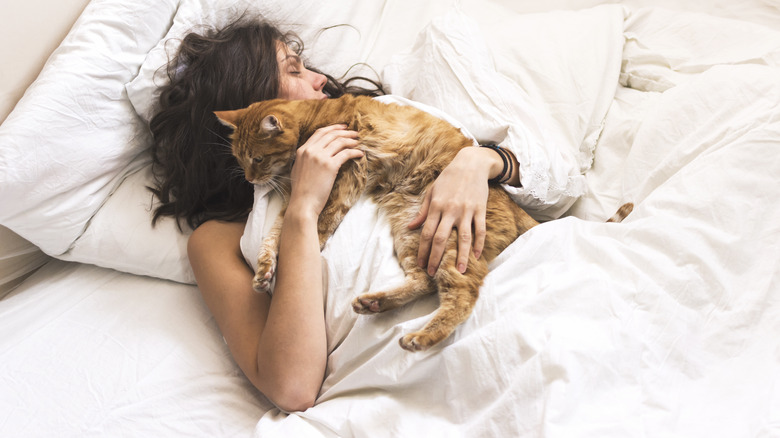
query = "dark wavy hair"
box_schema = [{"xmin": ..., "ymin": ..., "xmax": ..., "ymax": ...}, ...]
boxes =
[{"xmin": 148, "ymin": 18, "xmax": 384, "ymax": 230}]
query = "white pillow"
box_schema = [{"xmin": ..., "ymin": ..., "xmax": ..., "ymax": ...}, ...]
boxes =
[
  {"xmin": 60, "ymin": 159, "xmax": 196, "ymax": 284},
  {"xmin": 0, "ymin": 0, "xmax": 178, "ymax": 256}
]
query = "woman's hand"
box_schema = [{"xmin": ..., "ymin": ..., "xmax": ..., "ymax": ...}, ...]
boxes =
[
  {"xmin": 287, "ymin": 124, "xmax": 363, "ymax": 219},
  {"xmin": 408, "ymin": 146, "xmax": 516, "ymax": 275}
]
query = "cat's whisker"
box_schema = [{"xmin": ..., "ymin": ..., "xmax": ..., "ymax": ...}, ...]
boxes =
[
  {"xmin": 272, "ymin": 177, "xmax": 292, "ymax": 188},
  {"xmin": 268, "ymin": 178, "xmax": 290, "ymax": 200},
  {"xmin": 204, "ymin": 141, "xmax": 233, "ymax": 150},
  {"xmin": 267, "ymin": 180, "xmax": 282, "ymax": 197},
  {"xmin": 227, "ymin": 164, "xmax": 243, "ymax": 175},
  {"xmin": 205, "ymin": 144, "xmax": 237, "ymax": 159},
  {"xmin": 207, "ymin": 127, "xmax": 233, "ymax": 146},
  {"xmin": 226, "ymin": 166, "xmax": 248, "ymax": 183}
]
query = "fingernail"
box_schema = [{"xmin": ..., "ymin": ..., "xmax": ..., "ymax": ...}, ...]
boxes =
[{"xmin": 458, "ymin": 263, "xmax": 466, "ymax": 273}]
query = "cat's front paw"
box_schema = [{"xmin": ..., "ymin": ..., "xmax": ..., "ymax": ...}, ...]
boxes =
[
  {"xmin": 252, "ymin": 271, "xmax": 273, "ymax": 293},
  {"xmin": 351, "ymin": 293, "xmax": 386, "ymax": 314},
  {"xmin": 253, "ymin": 251, "xmax": 277, "ymax": 293}
]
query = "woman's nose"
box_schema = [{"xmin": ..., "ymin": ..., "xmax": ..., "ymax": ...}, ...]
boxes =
[{"xmin": 312, "ymin": 72, "xmax": 327, "ymax": 91}]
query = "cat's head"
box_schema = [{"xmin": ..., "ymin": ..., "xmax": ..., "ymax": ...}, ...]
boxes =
[{"xmin": 215, "ymin": 99, "xmax": 301, "ymax": 186}]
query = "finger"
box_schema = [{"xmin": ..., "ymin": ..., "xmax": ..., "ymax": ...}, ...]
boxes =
[
  {"xmin": 455, "ymin": 218, "xmax": 472, "ymax": 274},
  {"xmin": 320, "ymin": 133, "xmax": 359, "ymax": 156},
  {"xmin": 333, "ymin": 147, "xmax": 364, "ymax": 165},
  {"xmin": 472, "ymin": 208, "xmax": 486, "ymax": 260},
  {"xmin": 325, "ymin": 136, "xmax": 360, "ymax": 155},
  {"xmin": 426, "ymin": 216, "xmax": 455, "ymax": 276},
  {"xmin": 417, "ymin": 208, "xmax": 440, "ymax": 269},
  {"xmin": 315, "ymin": 123, "xmax": 349, "ymax": 135},
  {"xmin": 408, "ymin": 190, "xmax": 432, "ymax": 230},
  {"xmin": 324, "ymin": 127, "xmax": 359, "ymax": 140},
  {"xmin": 305, "ymin": 124, "xmax": 351, "ymax": 145},
  {"xmin": 296, "ymin": 135, "xmax": 357, "ymax": 165}
]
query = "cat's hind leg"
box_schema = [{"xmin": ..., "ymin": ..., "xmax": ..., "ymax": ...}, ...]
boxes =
[
  {"xmin": 351, "ymin": 200, "xmax": 437, "ymax": 314},
  {"xmin": 398, "ymin": 248, "xmax": 487, "ymax": 352},
  {"xmin": 351, "ymin": 233, "xmax": 435, "ymax": 314}
]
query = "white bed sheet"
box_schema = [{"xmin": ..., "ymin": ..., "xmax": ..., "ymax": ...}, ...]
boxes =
[
  {"xmin": 2, "ymin": 1, "xmax": 780, "ymax": 437},
  {"xmin": 0, "ymin": 259, "xmax": 272, "ymax": 436}
]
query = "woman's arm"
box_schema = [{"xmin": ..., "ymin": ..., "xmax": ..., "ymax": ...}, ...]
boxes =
[
  {"xmin": 188, "ymin": 124, "xmax": 361, "ymax": 412},
  {"xmin": 409, "ymin": 146, "xmax": 520, "ymax": 275},
  {"xmin": 254, "ymin": 123, "xmax": 361, "ymax": 409}
]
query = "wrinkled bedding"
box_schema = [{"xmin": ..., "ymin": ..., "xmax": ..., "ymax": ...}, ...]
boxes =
[
  {"xmin": 245, "ymin": 7, "xmax": 780, "ymax": 438},
  {"xmin": 2, "ymin": 1, "xmax": 780, "ymax": 437}
]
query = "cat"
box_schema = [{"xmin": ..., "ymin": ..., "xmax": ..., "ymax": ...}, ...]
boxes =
[{"xmin": 215, "ymin": 94, "xmax": 539, "ymax": 352}]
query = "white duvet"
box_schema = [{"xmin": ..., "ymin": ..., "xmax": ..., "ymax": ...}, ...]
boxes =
[
  {"xmin": 3, "ymin": 2, "xmax": 780, "ymax": 437},
  {"xmin": 244, "ymin": 7, "xmax": 780, "ymax": 438}
]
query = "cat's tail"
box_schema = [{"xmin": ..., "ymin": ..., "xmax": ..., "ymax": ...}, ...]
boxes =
[{"xmin": 606, "ymin": 202, "xmax": 634, "ymax": 223}]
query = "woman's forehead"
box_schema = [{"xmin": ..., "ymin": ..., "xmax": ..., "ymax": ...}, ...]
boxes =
[{"xmin": 275, "ymin": 42, "xmax": 300, "ymax": 65}]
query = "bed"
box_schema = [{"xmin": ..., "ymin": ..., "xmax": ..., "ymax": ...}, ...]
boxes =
[{"xmin": 1, "ymin": 0, "xmax": 779, "ymax": 436}]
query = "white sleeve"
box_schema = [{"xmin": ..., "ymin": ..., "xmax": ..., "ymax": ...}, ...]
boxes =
[{"xmin": 382, "ymin": 11, "xmax": 587, "ymax": 220}]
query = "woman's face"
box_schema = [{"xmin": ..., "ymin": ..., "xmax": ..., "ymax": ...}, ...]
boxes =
[{"xmin": 276, "ymin": 43, "xmax": 328, "ymax": 101}]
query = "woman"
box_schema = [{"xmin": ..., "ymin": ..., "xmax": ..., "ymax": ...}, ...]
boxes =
[{"xmin": 149, "ymin": 19, "xmax": 522, "ymax": 412}]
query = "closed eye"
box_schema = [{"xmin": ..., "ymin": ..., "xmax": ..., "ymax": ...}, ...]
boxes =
[
  {"xmin": 253, "ymin": 156, "xmax": 263, "ymax": 164},
  {"xmin": 284, "ymin": 55, "xmax": 303, "ymax": 75}
]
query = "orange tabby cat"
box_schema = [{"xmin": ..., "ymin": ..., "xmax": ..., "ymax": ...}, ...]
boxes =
[{"xmin": 215, "ymin": 94, "xmax": 539, "ymax": 351}]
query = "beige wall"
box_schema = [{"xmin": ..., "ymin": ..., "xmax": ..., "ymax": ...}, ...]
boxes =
[
  {"xmin": 0, "ymin": 0, "xmax": 90, "ymax": 294},
  {"xmin": 0, "ymin": 0, "xmax": 91, "ymax": 124}
]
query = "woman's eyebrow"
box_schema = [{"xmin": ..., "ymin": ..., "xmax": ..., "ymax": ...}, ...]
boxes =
[{"xmin": 282, "ymin": 54, "xmax": 302, "ymax": 65}]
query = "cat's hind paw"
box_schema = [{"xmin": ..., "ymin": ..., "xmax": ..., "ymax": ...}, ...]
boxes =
[{"xmin": 399, "ymin": 332, "xmax": 436, "ymax": 352}]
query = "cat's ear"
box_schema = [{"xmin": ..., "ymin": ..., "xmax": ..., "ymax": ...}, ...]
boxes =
[
  {"xmin": 214, "ymin": 109, "xmax": 242, "ymax": 130},
  {"xmin": 261, "ymin": 115, "xmax": 283, "ymax": 135}
]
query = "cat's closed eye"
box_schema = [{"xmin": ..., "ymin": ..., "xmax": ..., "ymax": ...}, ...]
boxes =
[{"xmin": 253, "ymin": 156, "xmax": 264, "ymax": 164}]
